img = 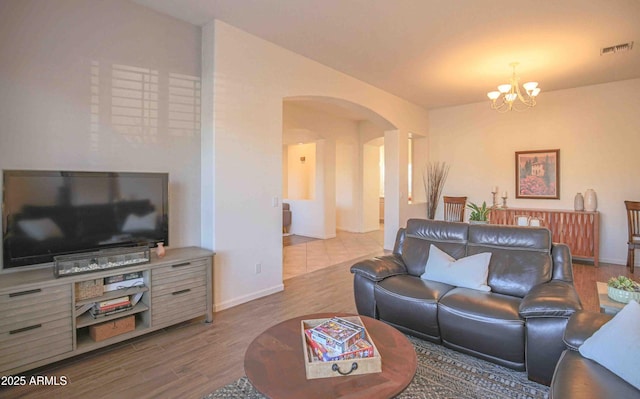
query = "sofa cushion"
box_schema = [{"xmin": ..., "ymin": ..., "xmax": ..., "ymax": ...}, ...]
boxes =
[
  {"xmin": 375, "ymin": 275, "xmax": 454, "ymax": 342},
  {"xmin": 401, "ymin": 219, "xmax": 468, "ymax": 276},
  {"xmin": 578, "ymin": 300, "xmax": 640, "ymax": 390},
  {"xmin": 468, "ymin": 224, "xmax": 552, "ymax": 297},
  {"xmin": 420, "ymin": 244, "xmax": 491, "ymax": 291},
  {"xmin": 438, "ymin": 288, "xmax": 525, "ymax": 369}
]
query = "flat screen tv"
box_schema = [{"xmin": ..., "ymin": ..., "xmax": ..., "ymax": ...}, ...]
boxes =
[{"xmin": 2, "ymin": 170, "xmax": 169, "ymax": 270}]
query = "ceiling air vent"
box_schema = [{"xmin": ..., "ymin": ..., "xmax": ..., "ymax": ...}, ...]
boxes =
[{"xmin": 600, "ymin": 41, "xmax": 634, "ymax": 55}]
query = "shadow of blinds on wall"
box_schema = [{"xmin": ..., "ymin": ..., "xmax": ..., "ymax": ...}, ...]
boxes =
[
  {"xmin": 111, "ymin": 64, "xmax": 159, "ymax": 143},
  {"xmin": 90, "ymin": 61, "xmax": 100, "ymax": 154},
  {"xmin": 168, "ymin": 73, "xmax": 200, "ymax": 137}
]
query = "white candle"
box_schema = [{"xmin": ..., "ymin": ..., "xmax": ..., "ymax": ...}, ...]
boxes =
[
  {"xmin": 492, "ymin": 186, "xmax": 498, "ymax": 193},
  {"xmin": 503, "ymin": 191, "xmax": 508, "ymax": 198}
]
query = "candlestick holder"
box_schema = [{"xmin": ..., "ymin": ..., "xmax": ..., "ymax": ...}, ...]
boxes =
[
  {"xmin": 491, "ymin": 191, "xmax": 498, "ymax": 208},
  {"xmin": 501, "ymin": 196, "xmax": 508, "ymax": 208}
]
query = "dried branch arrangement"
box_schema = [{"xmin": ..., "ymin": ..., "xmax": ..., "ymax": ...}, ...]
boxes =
[{"xmin": 423, "ymin": 162, "xmax": 450, "ymax": 219}]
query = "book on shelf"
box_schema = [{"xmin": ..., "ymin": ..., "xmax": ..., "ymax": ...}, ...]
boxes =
[
  {"xmin": 89, "ymin": 303, "xmax": 133, "ymax": 318},
  {"xmin": 103, "ymin": 277, "xmax": 145, "ymax": 292},
  {"xmin": 96, "ymin": 299, "xmax": 131, "ymax": 312},
  {"xmin": 104, "ymin": 271, "xmax": 143, "ymax": 285},
  {"xmin": 97, "ymin": 296, "xmax": 130, "ymax": 309}
]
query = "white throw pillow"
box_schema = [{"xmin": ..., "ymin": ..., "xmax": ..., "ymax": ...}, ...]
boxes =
[
  {"xmin": 18, "ymin": 218, "xmax": 64, "ymax": 241},
  {"xmin": 420, "ymin": 244, "xmax": 491, "ymax": 292},
  {"xmin": 578, "ymin": 300, "xmax": 640, "ymax": 390},
  {"xmin": 122, "ymin": 212, "xmax": 157, "ymax": 232}
]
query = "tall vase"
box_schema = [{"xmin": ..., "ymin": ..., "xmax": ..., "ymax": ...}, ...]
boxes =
[
  {"xmin": 574, "ymin": 192, "xmax": 584, "ymax": 211},
  {"xmin": 584, "ymin": 189, "xmax": 597, "ymax": 211}
]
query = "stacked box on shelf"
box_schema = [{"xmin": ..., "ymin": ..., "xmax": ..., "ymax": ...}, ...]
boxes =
[{"xmin": 89, "ymin": 316, "xmax": 135, "ymax": 342}]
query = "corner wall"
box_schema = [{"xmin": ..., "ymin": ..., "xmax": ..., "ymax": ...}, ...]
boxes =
[{"xmin": 202, "ymin": 20, "xmax": 430, "ymax": 310}]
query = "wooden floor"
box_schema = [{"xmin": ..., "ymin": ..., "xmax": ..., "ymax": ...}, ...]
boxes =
[{"xmin": 1, "ymin": 254, "xmax": 635, "ymax": 399}]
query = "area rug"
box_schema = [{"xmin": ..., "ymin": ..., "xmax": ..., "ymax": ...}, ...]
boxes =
[{"xmin": 204, "ymin": 336, "xmax": 549, "ymax": 399}]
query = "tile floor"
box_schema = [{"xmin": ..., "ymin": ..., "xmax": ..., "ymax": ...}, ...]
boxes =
[{"xmin": 283, "ymin": 227, "xmax": 386, "ymax": 280}]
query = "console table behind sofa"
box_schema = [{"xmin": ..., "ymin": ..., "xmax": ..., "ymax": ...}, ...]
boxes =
[{"xmin": 490, "ymin": 208, "xmax": 599, "ymax": 266}]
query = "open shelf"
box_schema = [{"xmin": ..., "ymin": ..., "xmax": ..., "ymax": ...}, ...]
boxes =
[
  {"xmin": 75, "ymin": 315, "xmax": 149, "ymax": 351},
  {"xmin": 75, "ymin": 285, "xmax": 148, "ymax": 307},
  {"xmin": 76, "ymin": 302, "xmax": 149, "ymax": 328}
]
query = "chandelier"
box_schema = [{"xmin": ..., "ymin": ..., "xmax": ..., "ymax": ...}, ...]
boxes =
[{"xmin": 487, "ymin": 63, "xmax": 541, "ymax": 112}]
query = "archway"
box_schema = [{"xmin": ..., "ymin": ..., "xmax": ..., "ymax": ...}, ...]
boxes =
[{"xmin": 281, "ymin": 96, "xmax": 396, "ymax": 278}]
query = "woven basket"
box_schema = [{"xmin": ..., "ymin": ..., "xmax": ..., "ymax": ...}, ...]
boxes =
[
  {"xmin": 607, "ymin": 286, "xmax": 640, "ymax": 304},
  {"xmin": 75, "ymin": 278, "xmax": 104, "ymax": 300}
]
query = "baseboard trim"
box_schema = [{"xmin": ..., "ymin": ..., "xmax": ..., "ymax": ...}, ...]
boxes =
[{"xmin": 213, "ymin": 283, "xmax": 285, "ymax": 312}]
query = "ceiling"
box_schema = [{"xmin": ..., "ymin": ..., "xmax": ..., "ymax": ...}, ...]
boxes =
[{"xmin": 133, "ymin": 0, "xmax": 640, "ymax": 110}]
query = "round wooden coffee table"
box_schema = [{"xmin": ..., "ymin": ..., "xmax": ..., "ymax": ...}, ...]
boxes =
[{"xmin": 244, "ymin": 312, "xmax": 417, "ymax": 399}]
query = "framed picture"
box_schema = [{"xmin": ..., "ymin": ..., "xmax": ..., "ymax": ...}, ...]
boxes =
[{"xmin": 515, "ymin": 149, "xmax": 559, "ymax": 199}]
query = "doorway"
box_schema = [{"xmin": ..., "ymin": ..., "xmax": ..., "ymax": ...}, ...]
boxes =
[{"xmin": 282, "ymin": 97, "xmax": 392, "ymax": 278}]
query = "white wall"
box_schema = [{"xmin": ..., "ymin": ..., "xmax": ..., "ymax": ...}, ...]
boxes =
[
  {"xmin": 358, "ymin": 123, "xmax": 387, "ymax": 232},
  {"xmin": 362, "ymin": 143, "xmax": 381, "ymax": 231},
  {"xmin": 429, "ymin": 78, "xmax": 640, "ymax": 266},
  {"xmin": 283, "ymin": 140, "xmax": 335, "ymax": 239},
  {"xmin": 336, "ymin": 142, "xmax": 357, "ymax": 230},
  {"xmin": 0, "ymin": 0, "xmax": 202, "ymax": 267},
  {"xmin": 202, "ymin": 21, "xmax": 430, "ymax": 310},
  {"xmin": 285, "ymin": 143, "xmax": 316, "ymax": 200}
]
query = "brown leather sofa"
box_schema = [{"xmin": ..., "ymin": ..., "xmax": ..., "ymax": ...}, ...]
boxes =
[
  {"xmin": 550, "ymin": 311, "xmax": 640, "ymax": 398},
  {"xmin": 351, "ymin": 219, "xmax": 582, "ymax": 385}
]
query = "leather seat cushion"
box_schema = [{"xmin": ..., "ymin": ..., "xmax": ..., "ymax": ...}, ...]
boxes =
[
  {"xmin": 550, "ymin": 350, "xmax": 640, "ymax": 399},
  {"xmin": 375, "ymin": 275, "xmax": 454, "ymax": 340},
  {"xmin": 438, "ymin": 288, "xmax": 525, "ymax": 368}
]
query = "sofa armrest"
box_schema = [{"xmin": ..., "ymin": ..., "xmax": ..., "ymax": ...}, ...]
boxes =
[
  {"xmin": 520, "ymin": 280, "xmax": 583, "ymax": 318},
  {"xmin": 350, "ymin": 254, "xmax": 407, "ymax": 282},
  {"xmin": 563, "ymin": 311, "xmax": 612, "ymax": 351}
]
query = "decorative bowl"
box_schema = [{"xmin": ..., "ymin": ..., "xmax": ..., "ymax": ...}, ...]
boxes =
[{"xmin": 607, "ymin": 286, "xmax": 640, "ymax": 304}]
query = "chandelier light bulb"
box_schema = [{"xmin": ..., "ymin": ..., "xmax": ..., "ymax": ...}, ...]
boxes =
[
  {"xmin": 498, "ymin": 84, "xmax": 512, "ymax": 93},
  {"xmin": 531, "ymin": 88, "xmax": 541, "ymax": 96},
  {"xmin": 523, "ymin": 81, "xmax": 538, "ymax": 91},
  {"xmin": 487, "ymin": 91, "xmax": 501, "ymax": 100}
]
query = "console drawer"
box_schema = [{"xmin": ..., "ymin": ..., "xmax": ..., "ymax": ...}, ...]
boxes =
[
  {"xmin": 152, "ymin": 283, "xmax": 207, "ymax": 326},
  {"xmin": 151, "ymin": 260, "xmax": 208, "ymax": 297},
  {"xmin": 151, "ymin": 260, "xmax": 208, "ymax": 326},
  {"xmin": 0, "ymin": 284, "xmax": 73, "ymax": 372},
  {"xmin": 0, "ymin": 318, "xmax": 73, "ymax": 371},
  {"xmin": 0, "ymin": 284, "xmax": 71, "ymax": 333}
]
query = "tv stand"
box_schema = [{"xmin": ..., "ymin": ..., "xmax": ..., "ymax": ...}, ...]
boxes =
[{"xmin": 0, "ymin": 247, "xmax": 214, "ymax": 376}]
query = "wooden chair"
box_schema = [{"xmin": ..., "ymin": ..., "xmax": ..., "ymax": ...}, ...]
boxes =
[
  {"xmin": 625, "ymin": 200, "xmax": 640, "ymax": 273},
  {"xmin": 443, "ymin": 196, "xmax": 467, "ymax": 222}
]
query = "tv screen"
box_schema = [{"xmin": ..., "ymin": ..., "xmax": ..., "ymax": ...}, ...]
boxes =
[{"xmin": 2, "ymin": 170, "xmax": 169, "ymax": 270}]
